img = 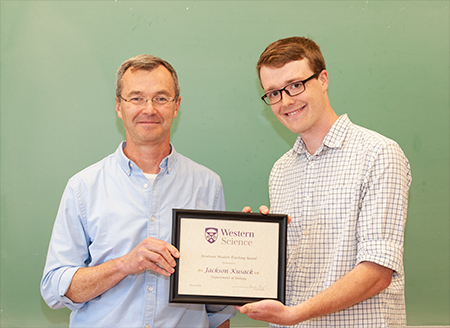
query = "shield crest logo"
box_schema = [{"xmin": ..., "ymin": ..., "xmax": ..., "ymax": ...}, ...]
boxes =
[{"xmin": 205, "ymin": 227, "xmax": 218, "ymax": 244}]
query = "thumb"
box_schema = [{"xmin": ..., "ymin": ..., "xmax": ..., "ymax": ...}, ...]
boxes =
[{"xmin": 240, "ymin": 304, "xmax": 253, "ymax": 314}]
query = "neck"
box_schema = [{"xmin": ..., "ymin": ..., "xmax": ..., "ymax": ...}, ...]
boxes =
[
  {"xmin": 301, "ymin": 107, "xmax": 339, "ymax": 155},
  {"xmin": 123, "ymin": 139, "xmax": 171, "ymax": 174}
]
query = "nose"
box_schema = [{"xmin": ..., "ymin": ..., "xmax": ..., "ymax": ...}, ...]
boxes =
[
  {"xmin": 280, "ymin": 90, "xmax": 294, "ymax": 107},
  {"xmin": 141, "ymin": 100, "xmax": 157, "ymax": 113}
]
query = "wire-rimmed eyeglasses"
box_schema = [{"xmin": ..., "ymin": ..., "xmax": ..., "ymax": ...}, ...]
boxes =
[{"xmin": 118, "ymin": 95, "xmax": 177, "ymax": 108}]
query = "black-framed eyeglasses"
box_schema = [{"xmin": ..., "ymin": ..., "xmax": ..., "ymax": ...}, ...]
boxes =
[
  {"xmin": 261, "ymin": 71, "xmax": 321, "ymax": 105},
  {"xmin": 118, "ymin": 95, "xmax": 177, "ymax": 108}
]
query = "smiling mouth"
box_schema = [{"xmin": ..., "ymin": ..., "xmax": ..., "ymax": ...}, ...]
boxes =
[
  {"xmin": 285, "ymin": 105, "xmax": 305, "ymax": 116},
  {"xmin": 138, "ymin": 121, "xmax": 159, "ymax": 124}
]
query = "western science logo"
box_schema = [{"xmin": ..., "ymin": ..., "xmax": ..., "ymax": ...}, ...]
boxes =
[
  {"xmin": 205, "ymin": 228, "xmax": 218, "ymax": 244},
  {"xmin": 204, "ymin": 227, "xmax": 254, "ymax": 246}
]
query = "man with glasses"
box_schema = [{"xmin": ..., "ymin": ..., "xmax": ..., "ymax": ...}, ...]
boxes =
[
  {"xmin": 236, "ymin": 37, "xmax": 411, "ymax": 327},
  {"xmin": 41, "ymin": 55, "xmax": 234, "ymax": 327}
]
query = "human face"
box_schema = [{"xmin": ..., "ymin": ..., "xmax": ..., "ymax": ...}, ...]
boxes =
[
  {"xmin": 259, "ymin": 59, "xmax": 329, "ymax": 136},
  {"xmin": 116, "ymin": 66, "xmax": 181, "ymax": 147}
]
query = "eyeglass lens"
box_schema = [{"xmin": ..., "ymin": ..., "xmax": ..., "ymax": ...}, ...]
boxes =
[{"xmin": 264, "ymin": 82, "xmax": 305, "ymax": 105}]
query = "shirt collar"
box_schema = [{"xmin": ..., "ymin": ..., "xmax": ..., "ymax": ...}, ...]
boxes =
[
  {"xmin": 114, "ymin": 141, "xmax": 178, "ymax": 176},
  {"xmin": 292, "ymin": 114, "xmax": 351, "ymax": 155}
]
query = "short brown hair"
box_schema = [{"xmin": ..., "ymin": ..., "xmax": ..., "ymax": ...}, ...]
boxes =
[
  {"xmin": 256, "ymin": 36, "xmax": 326, "ymax": 80},
  {"xmin": 116, "ymin": 54, "xmax": 180, "ymax": 99}
]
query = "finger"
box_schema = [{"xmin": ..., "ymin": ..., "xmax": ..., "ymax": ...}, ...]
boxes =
[
  {"xmin": 148, "ymin": 237, "xmax": 180, "ymax": 259},
  {"xmin": 141, "ymin": 250, "xmax": 176, "ymax": 274},
  {"xmin": 242, "ymin": 206, "xmax": 252, "ymax": 213},
  {"xmin": 287, "ymin": 215, "xmax": 292, "ymax": 224},
  {"xmin": 142, "ymin": 238, "xmax": 178, "ymax": 268},
  {"xmin": 166, "ymin": 243, "xmax": 180, "ymax": 259},
  {"xmin": 157, "ymin": 239, "xmax": 180, "ymax": 261},
  {"xmin": 240, "ymin": 304, "xmax": 252, "ymax": 314},
  {"xmin": 259, "ymin": 205, "xmax": 269, "ymax": 215},
  {"xmin": 145, "ymin": 261, "xmax": 175, "ymax": 277}
]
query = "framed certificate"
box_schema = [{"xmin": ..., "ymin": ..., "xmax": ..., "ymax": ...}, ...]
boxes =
[{"xmin": 169, "ymin": 209, "xmax": 287, "ymax": 305}]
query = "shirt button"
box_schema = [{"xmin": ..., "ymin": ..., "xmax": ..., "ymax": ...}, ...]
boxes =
[
  {"xmin": 151, "ymin": 216, "xmax": 156, "ymax": 221},
  {"xmin": 148, "ymin": 287, "xmax": 153, "ymax": 292},
  {"xmin": 303, "ymin": 230, "xmax": 309, "ymax": 236},
  {"xmin": 145, "ymin": 325, "xmax": 150, "ymax": 328},
  {"xmin": 144, "ymin": 183, "xmax": 149, "ymax": 188}
]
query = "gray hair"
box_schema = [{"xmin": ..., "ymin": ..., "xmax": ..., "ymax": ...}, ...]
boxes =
[{"xmin": 116, "ymin": 54, "xmax": 180, "ymax": 99}]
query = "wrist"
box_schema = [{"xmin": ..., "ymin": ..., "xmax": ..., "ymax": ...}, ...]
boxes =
[
  {"xmin": 286, "ymin": 305, "xmax": 300, "ymax": 325},
  {"xmin": 113, "ymin": 256, "xmax": 130, "ymax": 277}
]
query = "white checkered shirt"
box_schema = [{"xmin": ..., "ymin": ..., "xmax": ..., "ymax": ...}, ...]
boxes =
[{"xmin": 269, "ymin": 114, "xmax": 411, "ymax": 327}]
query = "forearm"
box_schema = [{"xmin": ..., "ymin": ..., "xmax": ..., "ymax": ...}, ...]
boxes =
[
  {"xmin": 65, "ymin": 257, "xmax": 127, "ymax": 303},
  {"xmin": 291, "ymin": 261, "xmax": 393, "ymax": 322},
  {"xmin": 237, "ymin": 261, "xmax": 393, "ymax": 325},
  {"xmin": 65, "ymin": 235, "xmax": 180, "ymax": 303}
]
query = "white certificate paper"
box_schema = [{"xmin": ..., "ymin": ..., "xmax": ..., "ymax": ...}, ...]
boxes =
[{"xmin": 178, "ymin": 217, "xmax": 279, "ymax": 299}]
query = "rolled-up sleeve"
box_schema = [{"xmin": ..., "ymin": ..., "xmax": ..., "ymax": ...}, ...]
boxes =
[
  {"xmin": 40, "ymin": 179, "xmax": 90, "ymax": 311},
  {"xmin": 356, "ymin": 142, "xmax": 411, "ymax": 275},
  {"xmin": 206, "ymin": 304, "xmax": 236, "ymax": 328}
]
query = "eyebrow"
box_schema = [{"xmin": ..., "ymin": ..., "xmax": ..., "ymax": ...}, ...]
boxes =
[
  {"xmin": 264, "ymin": 78, "xmax": 304, "ymax": 93},
  {"xmin": 125, "ymin": 89, "xmax": 173, "ymax": 97}
]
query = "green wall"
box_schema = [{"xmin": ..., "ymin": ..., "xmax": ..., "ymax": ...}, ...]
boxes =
[{"xmin": 1, "ymin": 1, "xmax": 448, "ymax": 326}]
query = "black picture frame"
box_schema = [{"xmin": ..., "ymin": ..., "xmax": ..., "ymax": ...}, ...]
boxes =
[{"xmin": 169, "ymin": 209, "xmax": 287, "ymax": 305}]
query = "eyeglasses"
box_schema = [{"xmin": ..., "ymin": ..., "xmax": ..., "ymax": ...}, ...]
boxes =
[
  {"xmin": 118, "ymin": 95, "xmax": 177, "ymax": 108},
  {"xmin": 261, "ymin": 72, "xmax": 321, "ymax": 105}
]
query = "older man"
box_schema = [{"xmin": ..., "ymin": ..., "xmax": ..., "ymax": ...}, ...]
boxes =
[{"xmin": 41, "ymin": 55, "xmax": 234, "ymax": 327}]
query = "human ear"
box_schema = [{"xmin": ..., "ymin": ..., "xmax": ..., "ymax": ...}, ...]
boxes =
[
  {"xmin": 319, "ymin": 70, "xmax": 329, "ymax": 92},
  {"xmin": 115, "ymin": 97, "xmax": 123, "ymax": 119},
  {"xmin": 173, "ymin": 96, "xmax": 181, "ymax": 118}
]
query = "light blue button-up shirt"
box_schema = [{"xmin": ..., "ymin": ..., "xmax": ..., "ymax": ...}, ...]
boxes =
[{"xmin": 41, "ymin": 142, "xmax": 235, "ymax": 327}]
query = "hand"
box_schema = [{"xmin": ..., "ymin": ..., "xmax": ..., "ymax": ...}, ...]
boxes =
[
  {"xmin": 242, "ymin": 205, "xmax": 269, "ymax": 215},
  {"xmin": 242, "ymin": 205, "xmax": 291, "ymax": 224},
  {"xmin": 234, "ymin": 300, "xmax": 297, "ymax": 325},
  {"xmin": 119, "ymin": 237, "xmax": 180, "ymax": 277}
]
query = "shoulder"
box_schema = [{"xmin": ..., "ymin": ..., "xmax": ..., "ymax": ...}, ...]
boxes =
[
  {"xmin": 272, "ymin": 148, "xmax": 297, "ymax": 169},
  {"xmin": 175, "ymin": 152, "xmax": 222, "ymax": 182},
  {"xmin": 347, "ymin": 123, "xmax": 405, "ymax": 156},
  {"xmin": 345, "ymin": 124, "xmax": 410, "ymax": 181},
  {"xmin": 67, "ymin": 152, "xmax": 116, "ymax": 188},
  {"xmin": 269, "ymin": 148, "xmax": 298, "ymax": 182}
]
